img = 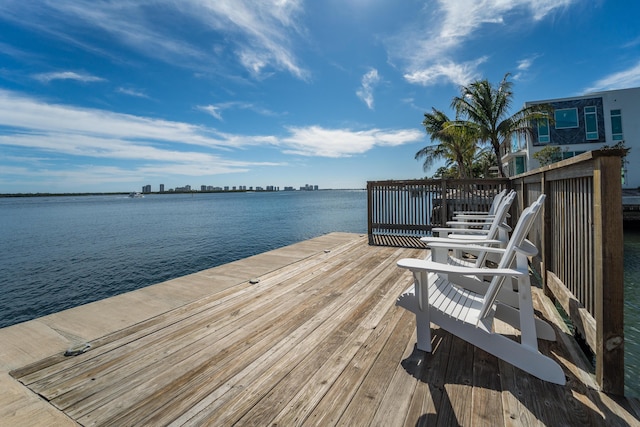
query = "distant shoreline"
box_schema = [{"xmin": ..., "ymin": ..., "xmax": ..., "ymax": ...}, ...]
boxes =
[{"xmin": 0, "ymin": 188, "xmax": 365, "ymax": 198}]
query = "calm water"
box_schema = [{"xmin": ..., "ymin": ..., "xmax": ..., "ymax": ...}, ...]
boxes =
[
  {"xmin": 1, "ymin": 191, "xmax": 638, "ymax": 396},
  {"xmin": 0, "ymin": 191, "xmax": 366, "ymax": 328}
]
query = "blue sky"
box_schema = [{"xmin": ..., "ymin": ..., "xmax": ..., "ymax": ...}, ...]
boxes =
[{"xmin": 1, "ymin": 0, "xmax": 639, "ymax": 193}]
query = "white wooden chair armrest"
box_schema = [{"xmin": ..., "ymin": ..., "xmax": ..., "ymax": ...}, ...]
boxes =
[
  {"xmin": 445, "ymin": 233, "xmax": 501, "ymax": 240},
  {"xmin": 397, "ymin": 258, "xmax": 524, "ymax": 277},
  {"xmin": 431, "ymin": 227, "xmax": 491, "ymax": 235},
  {"xmin": 446, "ymin": 219, "xmax": 493, "ymax": 226},
  {"xmin": 427, "ymin": 239, "xmax": 535, "ymax": 255},
  {"xmin": 425, "ymin": 242, "xmax": 507, "ymax": 259},
  {"xmin": 453, "ymin": 210, "xmax": 492, "ymax": 215},
  {"xmin": 425, "ymin": 231, "xmax": 506, "ymax": 241},
  {"xmin": 514, "ymin": 240, "xmax": 538, "ymax": 256},
  {"xmin": 454, "ymin": 214, "xmax": 496, "ymax": 220},
  {"xmin": 421, "ymin": 236, "xmax": 503, "ymax": 246}
]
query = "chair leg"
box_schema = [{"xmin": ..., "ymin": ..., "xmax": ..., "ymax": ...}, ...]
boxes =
[
  {"xmin": 415, "ymin": 309, "xmax": 432, "ymax": 352},
  {"xmin": 396, "ymin": 285, "xmax": 432, "ymax": 352}
]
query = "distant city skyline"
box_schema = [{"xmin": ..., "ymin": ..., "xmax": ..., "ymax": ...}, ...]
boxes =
[
  {"xmin": 147, "ymin": 183, "xmax": 321, "ymax": 193},
  {"xmin": 1, "ymin": 1, "xmax": 640, "ymax": 193}
]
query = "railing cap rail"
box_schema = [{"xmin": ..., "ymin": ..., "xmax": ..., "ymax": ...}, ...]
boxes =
[
  {"xmin": 367, "ymin": 178, "xmax": 509, "ymax": 186},
  {"xmin": 511, "ymin": 148, "xmax": 627, "ymax": 179}
]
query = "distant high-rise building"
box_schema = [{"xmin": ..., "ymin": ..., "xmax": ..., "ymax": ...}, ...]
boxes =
[{"xmin": 160, "ymin": 184, "xmax": 165, "ymax": 193}]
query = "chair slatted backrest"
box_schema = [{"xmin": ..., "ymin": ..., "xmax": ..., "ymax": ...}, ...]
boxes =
[
  {"xmin": 466, "ymin": 191, "xmax": 516, "ymax": 267},
  {"xmin": 487, "ymin": 189, "xmax": 508, "ymax": 216},
  {"xmin": 477, "ymin": 194, "xmax": 546, "ymax": 319},
  {"xmin": 479, "ymin": 190, "xmax": 516, "ymax": 236}
]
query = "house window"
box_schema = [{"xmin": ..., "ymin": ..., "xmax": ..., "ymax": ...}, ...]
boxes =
[
  {"xmin": 554, "ymin": 108, "xmax": 578, "ymax": 129},
  {"xmin": 611, "ymin": 109, "xmax": 623, "ymax": 141},
  {"xmin": 537, "ymin": 117, "xmax": 550, "ymax": 143},
  {"xmin": 514, "ymin": 156, "xmax": 526, "ymax": 175},
  {"xmin": 510, "ymin": 133, "xmax": 526, "ymax": 152},
  {"xmin": 584, "ymin": 106, "xmax": 598, "ymax": 140}
]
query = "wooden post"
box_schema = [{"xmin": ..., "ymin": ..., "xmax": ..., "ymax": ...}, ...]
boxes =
[
  {"xmin": 541, "ymin": 172, "xmax": 551, "ymax": 296},
  {"xmin": 367, "ymin": 182, "xmax": 373, "ymax": 244},
  {"xmin": 592, "ymin": 154, "xmax": 625, "ymax": 394},
  {"xmin": 440, "ymin": 179, "xmax": 448, "ymax": 227}
]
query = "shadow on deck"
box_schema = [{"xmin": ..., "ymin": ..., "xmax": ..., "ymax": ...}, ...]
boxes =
[
  {"xmin": 369, "ymin": 234, "xmax": 427, "ymax": 249},
  {"xmin": 5, "ymin": 233, "xmax": 640, "ymax": 426}
]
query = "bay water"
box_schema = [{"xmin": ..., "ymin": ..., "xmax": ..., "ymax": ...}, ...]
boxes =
[
  {"xmin": 1, "ymin": 190, "xmax": 638, "ymax": 396},
  {"xmin": 0, "ymin": 191, "xmax": 366, "ymax": 328}
]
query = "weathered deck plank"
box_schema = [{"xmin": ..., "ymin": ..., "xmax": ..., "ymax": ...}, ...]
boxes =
[{"xmin": 3, "ymin": 232, "xmax": 640, "ymax": 426}]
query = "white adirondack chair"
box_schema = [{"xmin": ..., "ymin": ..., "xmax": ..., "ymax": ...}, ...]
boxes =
[
  {"xmin": 424, "ymin": 196, "xmax": 553, "ymax": 320},
  {"xmin": 396, "ymin": 195, "xmax": 566, "ymax": 385},
  {"xmin": 425, "ymin": 190, "xmax": 517, "ymax": 266},
  {"xmin": 431, "ymin": 190, "xmax": 515, "ymax": 239},
  {"xmin": 452, "ymin": 188, "xmax": 507, "ymax": 218}
]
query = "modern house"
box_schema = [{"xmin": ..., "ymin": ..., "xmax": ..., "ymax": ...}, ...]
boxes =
[{"xmin": 501, "ymin": 87, "xmax": 639, "ymax": 189}]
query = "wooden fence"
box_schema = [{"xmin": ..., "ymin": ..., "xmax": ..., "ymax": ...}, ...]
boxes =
[
  {"xmin": 367, "ymin": 149, "xmax": 626, "ymax": 394},
  {"xmin": 511, "ymin": 149, "xmax": 625, "ymax": 395},
  {"xmin": 366, "ymin": 178, "xmax": 509, "ymax": 246}
]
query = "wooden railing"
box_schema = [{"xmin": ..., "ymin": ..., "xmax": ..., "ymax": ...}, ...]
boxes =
[
  {"xmin": 511, "ymin": 149, "xmax": 625, "ymax": 395},
  {"xmin": 366, "ymin": 178, "xmax": 509, "ymax": 244},
  {"xmin": 367, "ymin": 149, "xmax": 626, "ymax": 394}
]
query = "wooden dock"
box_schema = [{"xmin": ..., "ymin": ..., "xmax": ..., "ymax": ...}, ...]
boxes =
[{"xmin": 1, "ymin": 232, "xmax": 639, "ymax": 426}]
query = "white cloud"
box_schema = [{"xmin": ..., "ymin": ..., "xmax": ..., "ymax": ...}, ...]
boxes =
[
  {"xmin": 281, "ymin": 125, "xmax": 423, "ymax": 157},
  {"xmin": 404, "ymin": 58, "xmax": 487, "ymax": 87},
  {"xmin": 32, "ymin": 71, "xmax": 106, "ymax": 83},
  {"xmin": 197, "ymin": 101, "xmax": 278, "ymax": 121},
  {"xmin": 390, "ymin": 0, "xmax": 575, "ymax": 87},
  {"xmin": 517, "ymin": 57, "xmax": 534, "ymax": 71},
  {"xmin": 512, "ymin": 54, "xmax": 540, "ymax": 80},
  {"xmin": 0, "ymin": 90, "xmax": 419, "ymax": 177},
  {"xmin": 0, "ymin": 0, "xmax": 307, "ymax": 80},
  {"xmin": 198, "ymin": 105, "xmax": 224, "ymax": 121},
  {"xmin": 584, "ymin": 61, "xmax": 640, "ymax": 93},
  {"xmin": 356, "ymin": 69, "xmax": 381, "ymax": 110},
  {"xmin": 117, "ymin": 87, "xmax": 149, "ymax": 98},
  {"xmin": 0, "ymin": 90, "xmax": 233, "ymax": 150}
]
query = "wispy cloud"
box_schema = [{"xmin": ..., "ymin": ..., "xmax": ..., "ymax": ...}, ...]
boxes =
[
  {"xmin": 513, "ymin": 54, "xmax": 540, "ymax": 80},
  {"xmin": 404, "ymin": 58, "xmax": 487, "ymax": 87},
  {"xmin": 117, "ymin": 87, "xmax": 150, "ymax": 99},
  {"xmin": 0, "ymin": 89, "xmax": 282, "ymax": 187},
  {"xmin": 32, "ymin": 71, "xmax": 106, "ymax": 83},
  {"xmin": 584, "ymin": 61, "xmax": 640, "ymax": 93},
  {"xmin": 389, "ymin": 0, "xmax": 575, "ymax": 87},
  {"xmin": 198, "ymin": 105, "xmax": 224, "ymax": 121},
  {"xmin": 0, "ymin": 90, "xmax": 264, "ymax": 153},
  {"xmin": 199, "ymin": 0, "xmax": 308, "ymax": 79},
  {"xmin": 0, "ymin": 90, "xmax": 421, "ymax": 184},
  {"xmin": 356, "ymin": 69, "xmax": 381, "ymax": 110},
  {"xmin": 281, "ymin": 125, "xmax": 423, "ymax": 157},
  {"xmin": 197, "ymin": 101, "xmax": 278, "ymax": 121},
  {"xmin": 0, "ymin": 0, "xmax": 307, "ymax": 80},
  {"xmin": 0, "ymin": 41, "xmax": 34, "ymax": 59}
]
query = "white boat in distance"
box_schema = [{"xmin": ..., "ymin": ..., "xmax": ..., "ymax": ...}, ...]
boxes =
[{"xmin": 128, "ymin": 192, "xmax": 144, "ymax": 198}]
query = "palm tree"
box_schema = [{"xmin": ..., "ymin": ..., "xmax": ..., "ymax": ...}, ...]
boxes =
[
  {"xmin": 416, "ymin": 108, "xmax": 478, "ymax": 178},
  {"xmin": 451, "ymin": 73, "xmax": 549, "ymax": 177},
  {"xmin": 471, "ymin": 149, "xmax": 497, "ymax": 178}
]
